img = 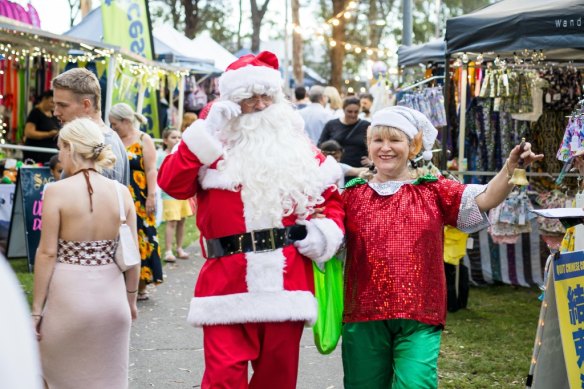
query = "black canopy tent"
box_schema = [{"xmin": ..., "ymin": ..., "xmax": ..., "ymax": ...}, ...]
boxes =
[
  {"xmin": 442, "ymin": 0, "xmax": 584, "ymax": 171},
  {"xmin": 446, "ymin": 0, "xmax": 584, "ymax": 59},
  {"xmin": 397, "ymin": 39, "xmax": 446, "ymax": 67}
]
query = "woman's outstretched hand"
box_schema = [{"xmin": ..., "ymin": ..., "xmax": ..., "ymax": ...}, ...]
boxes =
[{"xmin": 507, "ymin": 142, "xmax": 544, "ymax": 169}]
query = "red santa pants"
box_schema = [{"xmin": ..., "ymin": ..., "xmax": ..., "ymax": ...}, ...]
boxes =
[{"xmin": 201, "ymin": 321, "xmax": 305, "ymax": 389}]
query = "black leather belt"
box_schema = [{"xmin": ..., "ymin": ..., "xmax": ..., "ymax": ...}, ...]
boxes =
[{"xmin": 204, "ymin": 225, "xmax": 307, "ymax": 259}]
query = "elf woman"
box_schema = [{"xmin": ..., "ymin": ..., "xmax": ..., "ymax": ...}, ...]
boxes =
[{"xmin": 341, "ymin": 106, "xmax": 543, "ymax": 388}]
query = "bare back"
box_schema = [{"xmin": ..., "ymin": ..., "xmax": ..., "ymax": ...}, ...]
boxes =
[{"xmin": 48, "ymin": 173, "xmax": 131, "ymax": 242}]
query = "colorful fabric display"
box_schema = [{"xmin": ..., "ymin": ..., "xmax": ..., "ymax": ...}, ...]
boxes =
[
  {"xmin": 396, "ymin": 86, "xmax": 447, "ymax": 128},
  {"xmin": 488, "ymin": 190, "xmax": 536, "ymax": 244}
]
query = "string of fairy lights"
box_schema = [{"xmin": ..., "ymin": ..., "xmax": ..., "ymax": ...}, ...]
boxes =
[
  {"xmin": 0, "ymin": 27, "xmax": 187, "ymax": 146},
  {"xmin": 291, "ymin": 0, "xmax": 393, "ymax": 61}
]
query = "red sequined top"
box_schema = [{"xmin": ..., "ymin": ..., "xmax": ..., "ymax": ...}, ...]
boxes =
[{"xmin": 342, "ymin": 176, "xmax": 468, "ymax": 327}]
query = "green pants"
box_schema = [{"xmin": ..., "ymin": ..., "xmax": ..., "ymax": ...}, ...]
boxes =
[{"xmin": 342, "ymin": 319, "xmax": 442, "ymax": 389}]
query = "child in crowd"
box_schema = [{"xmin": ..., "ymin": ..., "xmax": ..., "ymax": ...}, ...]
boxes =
[
  {"xmin": 48, "ymin": 155, "xmax": 62, "ymax": 181},
  {"xmin": 320, "ymin": 140, "xmax": 368, "ymax": 190},
  {"xmin": 156, "ymin": 128, "xmax": 193, "ymax": 262}
]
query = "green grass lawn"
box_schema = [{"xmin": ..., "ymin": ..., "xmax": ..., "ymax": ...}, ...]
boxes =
[
  {"xmin": 439, "ymin": 285, "xmax": 541, "ymax": 388},
  {"xmin": 8, "ymin": 218, "xmax": 541, "ymax": 386}
]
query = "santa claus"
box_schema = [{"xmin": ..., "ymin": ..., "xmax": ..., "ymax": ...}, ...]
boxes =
[{"xmin": 157, "ymin": 51, "xmax": 345, "ymax": 388}]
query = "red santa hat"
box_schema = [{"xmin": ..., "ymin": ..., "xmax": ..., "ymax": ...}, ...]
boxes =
[{"xmin": 218, "ymin": 51, "xmax": 283, "ymax": 101}]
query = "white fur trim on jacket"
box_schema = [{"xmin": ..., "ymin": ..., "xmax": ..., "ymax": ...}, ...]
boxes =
[
  {"xmin": 199, "ymin": 168, "xmax": 238, "ymax": 191},
  {"xmin": 319, "ymin": 156, "xmax": 344, "ymax": 189},
  {"xmin": 187, "ymin": 290, "xmax": 318, "ymax": 326},
  {"xmin": 181, "ymin": 120, "xmax": 223, "ymax": 165},
  {"xmin": 310, "ymin": 218, "xmax": 344, "ymax": 264},
  {"xmin": 245, "ymin": 249, "xmax": 286, "ymax": 292},
  {"xmin": 219, "ymin": 65, "xmax": 283, "ymax": 100}
]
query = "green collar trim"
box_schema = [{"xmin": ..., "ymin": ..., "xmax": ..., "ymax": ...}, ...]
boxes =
[
  {"xmin": 412, "ymin": 174, "xmax": 439, "ymax": 185},
  {"xmin": 344, "ymin": 174, "xmax": 438, "ymax": 189}
]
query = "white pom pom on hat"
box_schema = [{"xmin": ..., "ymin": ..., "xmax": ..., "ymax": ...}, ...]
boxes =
[{"xmin": 370, "ymin": 106, "xmax": 438, "ymax": 161}]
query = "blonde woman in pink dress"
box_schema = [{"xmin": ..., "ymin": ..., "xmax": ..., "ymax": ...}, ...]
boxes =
[{"xmin": 32, "ymin": 118, "xmax": 139, "ymax": 389}]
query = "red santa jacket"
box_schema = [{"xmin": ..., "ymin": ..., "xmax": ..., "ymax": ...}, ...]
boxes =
[{"xmin": 158, "ymin": 121, "xmax": 345, "ymax": 326}]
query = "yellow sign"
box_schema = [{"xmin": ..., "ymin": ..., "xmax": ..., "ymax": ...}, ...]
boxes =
[
  {"xmin": 101, "ymin": 0, "xmax": 160, "ymax": 137},
  {"xmin": 554, "ymin": 250, "xmax": 584, "ymax": 388}
]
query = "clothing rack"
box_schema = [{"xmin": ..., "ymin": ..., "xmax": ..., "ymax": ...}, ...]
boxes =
[{"xmin": 398, "ymin": 75, "xmax": 444, "ymax": 92}]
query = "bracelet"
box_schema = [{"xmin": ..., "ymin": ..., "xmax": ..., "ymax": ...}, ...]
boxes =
[
  {"xmin": 31, "ymin": 314, "xmax": 42, "ymax": 318},
  {"xmin": 126, "ymin": 290, "xmax": 138, "ymax": 294},
  {"xmin": 505, "ymin": 159, "xmax": 514, "ymax": 180}
]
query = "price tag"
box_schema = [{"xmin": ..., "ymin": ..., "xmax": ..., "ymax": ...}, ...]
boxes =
[{"xmin": 466, "ymin": 237, "xmax": 474, "ymax": 250}]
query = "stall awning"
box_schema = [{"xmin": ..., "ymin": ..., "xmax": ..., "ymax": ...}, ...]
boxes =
[
  {"xmin": 446, "ymin": 0, "xmax": 584, "ymax": 60},
  {"xmin": 397, "ymin": 39, "xmax": 446, "ymax": 67}
]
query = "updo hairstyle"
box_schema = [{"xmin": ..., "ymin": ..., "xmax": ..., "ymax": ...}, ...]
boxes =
[
  {"xmin": 58, "ymin": 118, "xmax": 116, "ymax": 172},
  {"xmin": 109, "ymin": 102, "xmax": 148, "ymax": 129}
]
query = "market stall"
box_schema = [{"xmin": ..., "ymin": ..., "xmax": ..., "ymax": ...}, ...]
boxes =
[
  {"xmin": 397, "ymin": 38, "xmax": 445, "ymax": 68},
  {"xmin": 443, "ymin": 0, "xmax": 584, "ymax": 288}
]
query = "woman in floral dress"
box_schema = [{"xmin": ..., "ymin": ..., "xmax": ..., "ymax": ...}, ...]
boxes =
[{"xmin": 109, "ymin": 103, "xmax": 163, "ymax": 300}]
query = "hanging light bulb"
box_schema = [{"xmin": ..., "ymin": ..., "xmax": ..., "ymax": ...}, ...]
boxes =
[
  {"xmin": 354, "ymin": 47, "xmax": 362, "ymax": 54},
  {"xmin": 366, "ymin": 49, "xmax": 374, "ymax": 56},
  {"xmin": 345, "ymin": 43, "xmax": 352, "ymax": 51},
  {"xmin": 331, "ymin": 18, "xmax": 340, "ymax": 26},
  {"xmin": 330, "ymin": 40, "xmax": 337, "ymax": 47}
]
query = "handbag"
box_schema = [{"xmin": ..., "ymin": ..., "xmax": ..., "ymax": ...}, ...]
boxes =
[
  {"xmin": 114, "ymin": 183, "xmax": 141, "ymax": 272},
  {"xmin": 312, "ymin": 256, "xmax": 344, "ymax": 354}
]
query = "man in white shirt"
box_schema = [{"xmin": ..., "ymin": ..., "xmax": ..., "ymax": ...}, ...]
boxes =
[
  {"xmin": 359, "ymin": 93, "xmax": 374, "ymax": 120},
  {"xmin": 299, "ymin": 85, "xmax": 332, "ymax": 144}
]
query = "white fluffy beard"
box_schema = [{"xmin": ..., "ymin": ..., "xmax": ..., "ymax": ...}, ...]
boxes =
[{"xmin": 217, "ymin": 102, "xmax": 325, "ymax": 229}]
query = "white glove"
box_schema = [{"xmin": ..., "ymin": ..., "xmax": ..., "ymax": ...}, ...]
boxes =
[
  {"xmin": 205, "ymin": 100, "xmax": 241, "ymax": 133},
  {"xmin": 294, "ymin": 220, "xmax": 326, "ymax": 260}
]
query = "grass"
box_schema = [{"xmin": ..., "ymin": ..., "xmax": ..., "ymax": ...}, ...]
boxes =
[
  {"xmin": 8, "ymin": 216, "xmax": 200, "ymax": 306},
  {"xmin": 439, "ymin": 285, "xmax": 541, "ymax": 388},
  {"xmin": 8, "ymin": 220, "xmax": 541, "ymax": 386}
]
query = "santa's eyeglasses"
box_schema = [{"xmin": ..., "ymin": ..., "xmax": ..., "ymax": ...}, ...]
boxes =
[{"xmin": 240, "ymin": 94, "xmax": 273, "ymax": 107}]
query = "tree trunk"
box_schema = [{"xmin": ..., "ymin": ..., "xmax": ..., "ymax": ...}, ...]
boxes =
[
  {"xmin": 250, "ymin": 0, "xmax": 270, "ymax": 52},
  {"xmin": 170, "ymin": 0, "xmax": 181, "ymax": 30},
  {"xmin": 183, "ymin": 0, "xmax": 202, "ymax": 39},
  {"xmin": 291, "ymin": 0, "xmax": 303, "ymax": 86},
  {"xmin": 80, "ymin": 0, "xmax": 92, "ymax": 18},
  {"xmin": 237, "ymin": 0, "xmax": 243, "ymax": 50},
  {"xmin": 330, "ymin": 0, "xmax": 346, "ymax": 91},
  {"xmin": 67, "ymin": 0, "xmax": 79, "ymax": 27},
  {"xmin": 368, "ymin": 0, "xmax": 393, "ymax": 62}
]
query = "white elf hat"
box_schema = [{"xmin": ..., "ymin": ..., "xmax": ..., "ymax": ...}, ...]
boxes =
[
  {"xmin": 218, "ymin": 51, "xmax": 283, "ymax": 101},
  {"xmin": 370, "ymin": 106, "xmax": 438, "ymax": 161}
]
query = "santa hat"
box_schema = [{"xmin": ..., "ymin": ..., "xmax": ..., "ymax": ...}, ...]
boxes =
[
  {"xmin": 370, "ymin": 106, "xmax": 438, "ymax": 161},
  {"xmin": 218, "ymin": 51, "xmax": 283, "ymax": 101}
]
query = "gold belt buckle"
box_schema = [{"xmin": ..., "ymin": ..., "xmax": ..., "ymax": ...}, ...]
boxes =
[{"xmin": 251, "ymin": 229, "xmax": 276, "ymax": 253}]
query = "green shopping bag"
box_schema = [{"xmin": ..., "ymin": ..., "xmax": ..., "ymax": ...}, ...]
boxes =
[{"xmin": 312, "ymin": 256, "xmax": 344, "ymax": 354}]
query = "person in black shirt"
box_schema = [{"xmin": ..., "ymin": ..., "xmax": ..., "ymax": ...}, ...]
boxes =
[
  {"xmin": 318, "ymin": 97, "xmax": 370, "ymax": 178},
  {"xmin": 23, "ymin": 90, "xmax": 60, "ymax": 164}
]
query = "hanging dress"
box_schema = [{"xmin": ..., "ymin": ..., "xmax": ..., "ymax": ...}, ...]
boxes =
[{"xmin": 126, "ymin": 133, "xmax": 163, "ymax": 284}]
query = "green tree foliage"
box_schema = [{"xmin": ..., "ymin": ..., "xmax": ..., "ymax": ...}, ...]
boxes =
[
  {"xmin": 310, "ymin": 0, "xmax": 494, "ymax": 86},
  {"xmin": 150, "ymin": 0, "xmax": 237, "ymax": 52}
]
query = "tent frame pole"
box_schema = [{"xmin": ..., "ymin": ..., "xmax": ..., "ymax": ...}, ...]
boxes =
[
  {"xmin": 441, "ymin": 55, "xmax": 450, "ymax": 171},
  {"xmin": 104, "ymin": 55, "xmax": 117, "ymax": 126},
  {"xmin": 458, "ymin": 60, "xmax": 468, "ymax": 180},
  {"xmin": 177, "ymin": 74, "xmax": 185, "ymax": 130}
]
